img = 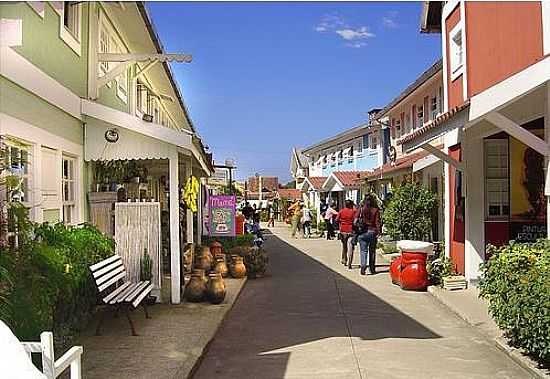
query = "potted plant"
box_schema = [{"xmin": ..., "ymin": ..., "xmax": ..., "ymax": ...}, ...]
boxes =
[{"xmin": 140, "ymin": 249, "xmax": 157, "ymax": 305}]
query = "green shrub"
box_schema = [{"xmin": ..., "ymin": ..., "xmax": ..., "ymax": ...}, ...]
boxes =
[
  {"xmin": 479, "ymin": 241, "xmax": 550, "ymax": 365},
  {"xmin": 382, "ymin": 182, "xmax": 437, "ymax": 241},
  {"xmin": 242, "ymin": 246, "xmax": 269, "ymax": 279},
  {"xmin": 426, "ymin": 251, "xmax": 454, "ymax": 286},
  {"xmin": 1, "ymin": 219, "xmax": 114, "ymax": 348},
  {"xmin": 202, "ymin": 234, "xmax": 255, "ymax": 253}
]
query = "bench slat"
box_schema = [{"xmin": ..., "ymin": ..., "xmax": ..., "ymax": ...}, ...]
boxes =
[
  {"xmin": 132, "ymin": 283, "xmax": 154, "ymax": 308},
  {"xmin": 119, "ymin": 281, "xmax": 150, "ymax": 303},
  {"xmin": 96, "ymin": 265, "xmax": 125, "ymax": 286},
  {"xmin": 109, "ymin": 282, "xmax": 142, "ymax": 304},
  {"xmin": 102, "ymin": 282, "xmax": 132, "ymax": 303},
  {"xmin": 92, "ymin": 259, "xmax": 123, "ymax": 279},
  {"xmin": 90, "ymin": 255, "xmax": 121, "ymax": 272},
  {"xmin": 98, "ymin": 271, "xmax": 126, "ymax": 292}
]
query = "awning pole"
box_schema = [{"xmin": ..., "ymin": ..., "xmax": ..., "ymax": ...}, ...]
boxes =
[{"xmin": 169, "ymin": 152, "xmax": 181, "ymax": 304}]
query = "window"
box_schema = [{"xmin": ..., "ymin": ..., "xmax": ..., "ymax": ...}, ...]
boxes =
[
  {"xmin": 136, "ymin": 81, "xmax": 146, "ymax": 114},
  {"xmin": 394, "ymin": 119, "xmax": 401, "ymax": 138},
  {"xmin": 99, "ymin": 28, "xmax": 110, "ymax": 78},
  {"xmin": 417, "ymin": 105, "xmax": 424, "ymax": 127},
  {"xmin": 370, "ymin": 134, "xmax": 378, "ymax": 150},
  {"xmin": 431, "ymin": 97, "xmax": 438, "ymax": 119},
  {"xmin": 357, "ymin": 141, "xmax": 363, "ymax": 155},
  {"xmin": 5, "ymin": 143, "xmax": 31, "ymax": 205},
  {"xmin": 450, "ymin": 24, "xmax": 464, "ymax": 79},
  {"xmin": 62, "ymin": 156, "xmax": 76, "ymax": 224},
  {"xmin": 404, "ymin": 114, "xmax": 411, "ymax": 134},
  {"xmin": 484, "ymin": 140, "xmax": 509, "ymax": 219},
  {"xmin": 63, "ymin": 2, "xmax": 80, "ymax": 40}
]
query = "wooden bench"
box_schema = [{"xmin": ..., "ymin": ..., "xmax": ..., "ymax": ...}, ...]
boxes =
[{"xmin": 90, "ymin": 254, "xmax": 153, "ymax": 336}]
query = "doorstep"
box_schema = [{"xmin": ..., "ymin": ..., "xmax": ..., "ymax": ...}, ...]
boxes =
[
  {"xmin": 78, "ymin": 277, "xmax": 247, "ymax": 379},
  {"xmin": 428, "ymin": 285, "xmax": 549, "ymax": 378}
]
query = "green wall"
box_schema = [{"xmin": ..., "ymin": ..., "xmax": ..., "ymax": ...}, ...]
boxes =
[
  {"xmin": 0, "ymin": 2, "xmax": 89, "ymax": 97},
  {"xmin": 0, "ymin": 77, "xmax": 83, "ymax": 145}
]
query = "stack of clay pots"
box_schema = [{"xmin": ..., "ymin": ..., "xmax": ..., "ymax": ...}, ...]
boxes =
[{"xmin": 184, "ymin": 243, "xmax": 228, "ymax": 304}]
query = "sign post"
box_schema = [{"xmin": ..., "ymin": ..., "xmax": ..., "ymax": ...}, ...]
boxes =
[{"xmin": 208, "ymin": 195, "xmax": 236, "ymax": 237}]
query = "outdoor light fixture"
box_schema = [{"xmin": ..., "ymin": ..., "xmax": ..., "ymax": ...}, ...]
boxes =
[
  {"xmin": 104, "ymin": 128, "xmax": 119, "ymax": 143},
  {"xmin": 142, "ymin": 114, "xmax": 154, "ymax": 123}
]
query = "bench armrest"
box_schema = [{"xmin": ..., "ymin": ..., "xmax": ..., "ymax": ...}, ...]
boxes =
[{"xmin": 55, "ymin": 346, "xmax": 83, "ymax": 379}]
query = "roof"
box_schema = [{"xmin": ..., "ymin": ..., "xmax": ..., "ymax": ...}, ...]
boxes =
[
  {"xmin": 398, "ymin": 101, "xmax": 470, "ymax": 146},
  {"xmin": 305, "ymin": 176, "xmax": 328, "ymax": 191},
  {"xmin": 420, "ymin": 1, "xmax": 443, "ymax": 34},
  {"xmin": 361, "ymin": 150, "xmax": 430, "ymax": 181},
  {"xmin": 302, "ymin": 122, "xmax": 370, "ymax": 154},
  {"xmin": 276, "ymin": 189, "xmax": 302, "ymax": 201},
  {"xmin": 376, "ymin": 59, "xmax": 443, "ymax": 119},
  {"xmin": 332, "ymin": 171, "xmax": 365, "ymax": 187}
]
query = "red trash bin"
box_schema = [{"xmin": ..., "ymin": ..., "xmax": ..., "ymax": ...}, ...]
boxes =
[{"xmin": 395, "ymin": 241, "xmax": 434, "ymax": 291}]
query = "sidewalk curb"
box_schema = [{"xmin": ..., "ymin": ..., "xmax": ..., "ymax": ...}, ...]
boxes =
[
  {"xmin": 427, "ymin": 286, "xmax": 549, "ymax": 379},
  {"xmin": 185, "ymin": 277, "xmax": 248, "ymax": 379}
]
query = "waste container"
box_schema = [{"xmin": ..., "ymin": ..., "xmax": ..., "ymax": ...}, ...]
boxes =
[{"xmin": 395, "ymin": 240, "xmax": 434, "ymax": 291}]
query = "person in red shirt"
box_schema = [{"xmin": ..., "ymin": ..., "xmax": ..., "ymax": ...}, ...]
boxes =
[{"xmin": 336, "ymin": 200, "xmax": 357, "ymax": 266}]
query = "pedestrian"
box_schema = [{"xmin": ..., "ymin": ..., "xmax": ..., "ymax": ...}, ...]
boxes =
[
  {"xmin": 355, "ymin": 194, "xmax": 381, "ymax": 275},
  {"xmin": 267, "ymin": 203, "xmax": 275, "ymax": 227},
  {"xmin": 324, "ymin": 201, "xmax": 338, "ymax": 240},
  {"xmin": 301, "ymin": 205, "xmax": 313, "ymax": 238},
  {"xmin": 336, "ymin": 200, "xmax": 357, "ymax": 266},
  {"xmin": 288, "ymin": 200, "xmax": 302, "ymax": 238}
]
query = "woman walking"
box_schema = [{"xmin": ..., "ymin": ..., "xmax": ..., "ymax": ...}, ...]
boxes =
[
  {"xmin": 301, "ymin": 205, "xmax": 313, "ymax": 238},
  {"xmin": 336, "ymin": 200, "xmax": 357, "ymax": 266},
  {"xmin": 324, "ymin": 201, "xmax": 338, "ymax": 240},
  {"xmin": 356, "ymin": 194, "xmax": 381, "ymax": 275}
]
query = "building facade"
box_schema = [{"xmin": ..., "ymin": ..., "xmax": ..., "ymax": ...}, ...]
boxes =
[
  {"xmin": 0, "ymin": 2, "xmax": 212, "ymax": 303},
  {"xmin": 402, "ymin": 1, "xmax": 550, "ymax": 283}
]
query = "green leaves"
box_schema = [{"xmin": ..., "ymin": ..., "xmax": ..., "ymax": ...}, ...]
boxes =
[
  {"xmin": 382, "ymin": 182, "xmax": 437, "ymax": 241},
  {"xmin": 479, "ymin": 241, "xmax": 550, "ymax": 364}
]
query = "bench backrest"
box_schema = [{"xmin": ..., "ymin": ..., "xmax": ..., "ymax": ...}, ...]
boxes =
[{"xmin": 89, "ymin": 255, "xmax": 126, "ymax": 294}]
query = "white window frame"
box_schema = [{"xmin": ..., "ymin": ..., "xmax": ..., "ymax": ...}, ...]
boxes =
[
  {"xmin": 112, "ymin": 38, "xmax": 128, "ymax": 103},
  {"xmin": 98, "ymin": 10, "xmax": 129, "ymax": 91},
  {"xmin": 27, "ymin": 2, "xmax": 45, "ymax": 18},
  {"xmin": 417, "ymin": 105, "xmax": 424, "ymax": 127},
  {"xmin": 484, "ymin": 139, "xmax": 509, "ymax": 220},
  {"xmin": 450, "ymin": 22, "xmax": 464, "ymax": 81},
  {"xmin": 61, "ymin": 155, "xmax": 77, "ymax": 225},
  {"xmin": 53, "ymin": 1, "xmax": 82, "ymax": 56},
  {"xmin": 431, "ymin": 96, "xmax": 438, "ymax": 119},
  {"xmin": 4, "ymin": 141, "xmax": 32, "ymax": 207},
  {"xmin": 370, "ymin": 134, "xmax": 378, "ymax": 150}
]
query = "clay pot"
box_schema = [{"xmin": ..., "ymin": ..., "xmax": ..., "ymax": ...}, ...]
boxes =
[
  {"xmin": 201, "ymin": 246, "xmax": 214, "ymax": 264},
  {"xmin": 230, "ymin": 256, "xmax": 247, "ymax": 279},
  {"xmin": 213, "ymin": 256, "xmax": 229, "ymax": 278},
  {"xmin": 192, "ymin": 269, "xmax": 208, "ymax": 284},
  {"xmin": 210, "ymin": 241, "xmax": 223, "ymax": 256},
  {"xmin": 195, "ymin": 253, "xmax": 212, "ymax": 272},
  {"xmin": 184, "ymin": 272, "xmax": 207, "ymax": 302},
  {"xmin": 206, "ymin": 272, "xmax": 226, "ymax": 304}
]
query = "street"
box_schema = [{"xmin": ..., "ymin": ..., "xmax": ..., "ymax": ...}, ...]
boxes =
[{"xmin": 193, "ymin": 225, "xmax": 529, "ymax": 379}]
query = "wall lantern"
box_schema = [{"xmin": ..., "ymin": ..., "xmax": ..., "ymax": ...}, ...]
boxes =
[{"xmin": 104, "ymin": 128, "xmax": 119, "ymax": 143}]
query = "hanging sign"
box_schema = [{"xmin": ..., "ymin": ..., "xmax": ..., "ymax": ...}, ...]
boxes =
[{"xmin": 208, "ymin": 195, "xmax": 236, "ymax": 237}]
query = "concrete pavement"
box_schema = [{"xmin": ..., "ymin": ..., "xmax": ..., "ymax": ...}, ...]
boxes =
[{"xmin": 193, "ymin": 225, "xmax": 530, "ymax": 379}]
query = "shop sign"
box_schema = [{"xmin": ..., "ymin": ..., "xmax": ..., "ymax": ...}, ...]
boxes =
[{"xmin": 208, "ymin": 195, "xmax": 236, "ymax": 237}]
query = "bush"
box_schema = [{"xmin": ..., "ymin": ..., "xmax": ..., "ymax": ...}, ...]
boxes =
[
  {"xmin": 242, "ymin": 246, "xmax": 269, "ymax": 279},
  {"xmin": 1, "ymin": 219, "xmax": 114, "ymax": 347},
  {"xmin": 479, "ymin": 240, "xmax": 550, "ymax": 365},
  {"xmin": 426, "ymin": 250, "xmax": 454, "ymax": 286},
  {"xmin": 202, "ymin": 234, "xmax": 255, "ymax": 253},
  {"xmin": 382, "ymin": 182, "xmax": 437, "ymax": 241}
]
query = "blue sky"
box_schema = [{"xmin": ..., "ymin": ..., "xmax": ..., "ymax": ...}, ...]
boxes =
[{"xmin": 148, "ymin": 2, "xmax": 441, "ymax": 182}]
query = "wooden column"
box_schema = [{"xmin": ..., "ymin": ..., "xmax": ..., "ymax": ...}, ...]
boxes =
[{"xmin": 169, "ymin": 151, "xmax": 180, "ymax": 304}]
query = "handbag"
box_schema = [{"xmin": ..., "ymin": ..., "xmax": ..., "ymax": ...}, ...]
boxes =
[{"xmin": 352, "ymin": 207, "xmax": 368, "ymax": 234}]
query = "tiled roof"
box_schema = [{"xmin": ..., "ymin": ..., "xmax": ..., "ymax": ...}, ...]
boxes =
[
  {"xmin": 306, "ymin": 177, "xmax": 328, "ymax": 191},
  {"xmin": 360, "ymin": 150, "xmax": 432, "ymax": 180},
  {"xmin": 276, "ymin": 189, "xmax": 302, "ymax": 201},
  {"xmin": 333, "ymin": 171, "xmax": 366, "ymax": 187},
  {"xmin": 398, "ymin": 101, "xmax": 470, "ymax": 146},
  {"xmin": 376, "ymin": 59, "xmax": 443, "ymax": 119}
]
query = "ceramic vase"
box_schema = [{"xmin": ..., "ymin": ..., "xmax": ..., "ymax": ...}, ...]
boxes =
[
  {"xmin": 210, "ymin": 241, "xmax": 223, "ymax": 256},
  {"xmin": 184, "ymin": 272, "xmax": 206, "ymax": 302},
  {"xmin": 213, "ymin": 256, "xmax": 229, "ymax": 278},
  {"xmin": 206, "ymin": 272, "xmax": 226, "ymax": 304},
  {"xmin": 230, "ymin": 256, "xmax": 247, "ymax": 279}
]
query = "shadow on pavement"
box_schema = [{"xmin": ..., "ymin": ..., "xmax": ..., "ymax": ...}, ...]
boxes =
[{"xmin": 192, "ymin": 231, "xmax": 440, "ymax": 379}]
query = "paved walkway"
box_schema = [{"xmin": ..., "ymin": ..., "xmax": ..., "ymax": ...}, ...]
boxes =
[{"xmin": 193, "ymin": 225, "xmax": 529, "ymax": 379}]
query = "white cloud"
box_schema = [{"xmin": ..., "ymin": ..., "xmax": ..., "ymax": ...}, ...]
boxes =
[
  {"xmin": 314, "ymin": 14, "xmax": 346, "ymax": 33},
  {"xmin": 382, "ymin": 11, "xmax": 399, "ymax": 28},
  {"xmin": 335, "ymin": 26, "xmax": 375, "ymax": 41},
  {"xmin": 346, "ymin": 42, "xmax": 368, "ymax": 49}
]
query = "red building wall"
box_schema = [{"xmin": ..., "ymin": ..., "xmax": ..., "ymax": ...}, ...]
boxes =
[
  {"xmin": 445, "ymin": 5, "xmax": 464, "ymax": 110},
  {"xmin": 465, "ymin": 1, "xmax": 543, "ymax": 98}
]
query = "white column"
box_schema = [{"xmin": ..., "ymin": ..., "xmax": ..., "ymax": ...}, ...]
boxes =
[
  {"xmin": 32, "ymin": 144, "xmax": 43, "ymax": 223},
  {"xmin": 185, "ymin": 158, "xmax": 194, "ymax": 245},
  {"xmin": 169, "ymin": 151, "xmax": 180, "ymax": 304}
]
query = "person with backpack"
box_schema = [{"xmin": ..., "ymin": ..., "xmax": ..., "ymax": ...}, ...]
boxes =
[{"xmin": 355, "ymin": 194, "xmax": 382, "ymax": 275}]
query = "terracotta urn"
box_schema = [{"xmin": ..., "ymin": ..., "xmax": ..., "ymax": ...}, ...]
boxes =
[
  {"xmin": 184, "ymin": 272, "xmax": 207, "ymax": 302},
  {"xmin": 192, "ymin": 268, "xmax": 208, "ymax": 284},
  {"xmin": 201, "ymin": 245, "xmax": 214, "ymax": 265},
  {"xmin": 195, "ymin": 253, "xmax": 212, "ymax": 272},
  {"xmin": 230, "ymin": 256, "xmax": 247, "ymax": 279},
  {"xmin": 206, "ymin": 272, "xmax": 227, "ymax": 304},
  {"xmin": 210, "ymin": 241, "xmax": 223, "ymax": 256},
  {"xmin": 213, "ymin": 256, "xmax": 229, "ymax": 278}
]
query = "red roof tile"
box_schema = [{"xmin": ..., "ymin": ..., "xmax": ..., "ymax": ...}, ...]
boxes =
[
  {"xmin": 306, "ymin": 176, "xmax": 327, "ymax": 191},
  {"xmin": 276, "ymin": 189, "xmax": 302, "ymax": 201},
  {"xmin": 333, "ymin": 171, "xmax": 367, "ymax": 187},
  {"xmin": 361, "ymin": 150, "xmax": 431, "ymax": 180}
]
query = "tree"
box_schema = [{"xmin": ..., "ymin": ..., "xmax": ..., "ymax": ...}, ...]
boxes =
[{"xmin": 382, "ymin": 181, "xmax": 437, "ymax": 241}]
